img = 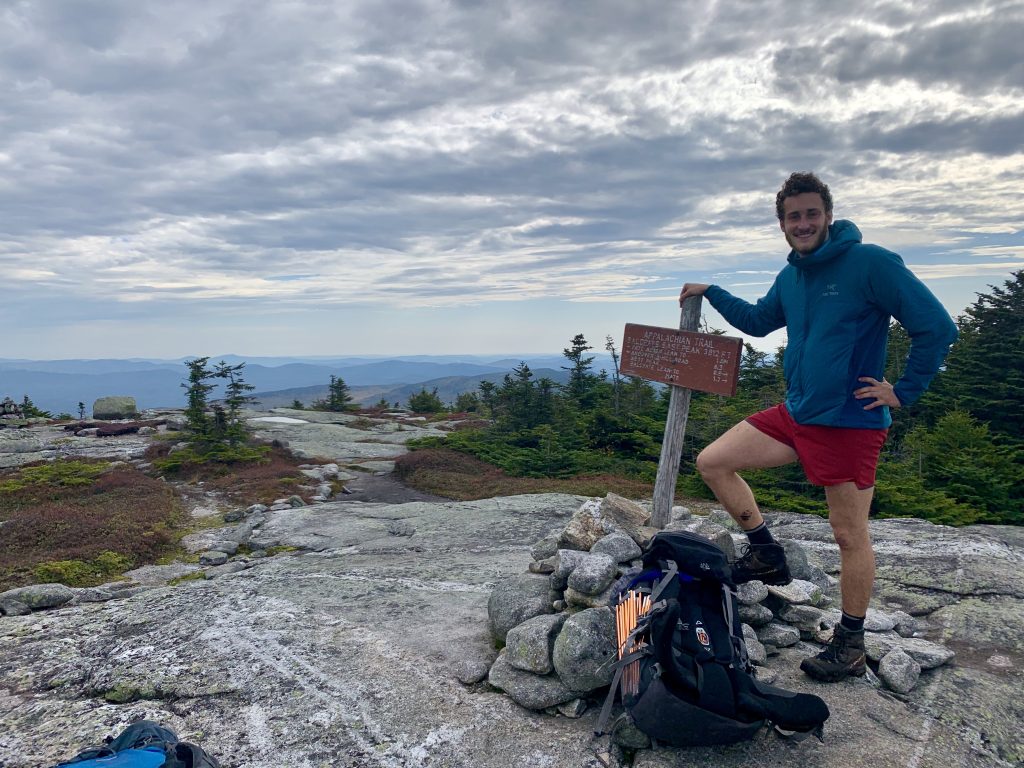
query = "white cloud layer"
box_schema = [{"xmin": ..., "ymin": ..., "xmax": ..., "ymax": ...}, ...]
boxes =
[{"xmin": 1, "ymin": 0, "xmax": 1022, "ymax": 356}]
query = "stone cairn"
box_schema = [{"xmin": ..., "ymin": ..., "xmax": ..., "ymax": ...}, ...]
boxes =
[{"xmin": 484, "ymin": 493, "xmax": 956, "ymax": 738}]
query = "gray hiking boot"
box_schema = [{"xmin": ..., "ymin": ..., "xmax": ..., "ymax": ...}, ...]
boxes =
[
  {"xmin": 800, "ymin": 624, "xmax": 867, "ymax": 682},
  {"xmin": 730, "ymin": 542, "xmax": 792, "ymax": 585}
]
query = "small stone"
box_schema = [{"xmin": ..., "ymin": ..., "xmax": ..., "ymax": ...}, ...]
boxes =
[
  {"xmin": 611, "ymin": 718, "xmax": 651, "ymax": 749},
  {"xmin": 752, "ymin": 666, "xmax": 777, "ymax": 685},
  {"xmin": 288, "ymin": 495, "xmax": 306, "ymax": 508},
  {"xmin": 552, "ymin": 550, "xmax": 589, "ymax": 589},
  {"xmin": 756, "ymin": 622, "xmax": 800, "ymax": 648},
  {"xmin": 556, "ymin": 698, "xmax": 588, "ymax": 718},
  {"xmin": 386, "ymin": 521, "xmax": 415, "ymax": 537},
  {"xmin": 777, "ymin": 604, "xmax": 827, "ymax": 634},
  {"xmin": 247, "ymin": 503, "xmax": 268, "ymax": 515},
  {"xmin": 208, "ymin": 540, "xmax": 240, "ymax": 556},
  {"xmin": 738, "ymin": 603, "xmax": 774, "ymax": 627},
  {"xmin": 200, "ymin": 551, "xmax": 229, "ymax": 566},
  {"xmin": 223, "ymin": 509, "xmax": 245, "ymax": 523},
  {"xmin": 735, "ymin": 581, "xmax": 769, "ymax": 605},
  {"xmin": 531, "ymin": 534, "xmax": 560, "ymax": 561},
  {"xmin": 528, "ymin": 557, "xmax": 556, "ymax": 575},
  {"xmin": 864, "ymin": 608, "xmax": 898, "ymax": 633},
  {"xmin": 765, "ymin": 579, "xmax": 822, "ymax": 606},
  {"xmin": 878, "ymin": 648, "xmax": 921, "ymax": 694},
  {"xmin": 453, "ymin": 658, "xmax": 492, "ymax": 685}
]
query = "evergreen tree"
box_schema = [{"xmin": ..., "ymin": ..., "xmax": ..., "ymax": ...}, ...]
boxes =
[
  {"xmin": 312, "ymin": 375, "xmax": 355, "ymax": 412},
  {"xmin": 408, "ymin": 387, "xmax": 446, "ymax": 413},
  {"xmin": 927, "ymin": 270, "xmax": 1024, "ymax": 445},
  {"xmin": 77, "ymin": 402, "xmax": 86, "ymax": 420},
  {"xmin": 182, "ymin": 357, "xmax": 217, "ymax": 442},
  {"xmin": 561, "ymin": 334, "xmax": 597, "ymax": 406},
  {"xmin": 215, "ymin": 360, "xmax": 256, "ymax": 446}
]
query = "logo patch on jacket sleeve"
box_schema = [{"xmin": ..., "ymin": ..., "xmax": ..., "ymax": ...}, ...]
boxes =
[{"xmin": 695, "ymin": 622, "xmax": 711, "ymax": 648}]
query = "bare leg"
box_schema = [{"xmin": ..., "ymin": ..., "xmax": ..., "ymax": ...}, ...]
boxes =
[
  {"xmin": 824, "ymin": 482, "xmax": 875, "ymax": 616},
  {"xmin": 696, "ymin": 421, "xmax": 799, "ymax": 531}
]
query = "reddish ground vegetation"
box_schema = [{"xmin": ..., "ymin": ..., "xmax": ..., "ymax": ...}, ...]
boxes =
[
  {"xmin": 0, "ymin": 465, "xmax": 179, "ymax": 590},
  {"xmin": 394, "ymin": 447, "xmax": 658, "ymax": 501},
  {"xmin": 143, "ymin": 442, "xmax": 327, "ymax": 505}
]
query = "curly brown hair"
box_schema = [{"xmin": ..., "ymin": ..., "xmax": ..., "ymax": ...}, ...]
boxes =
[{"xmin": 775, "ymin": 172, "xmax": 833, "ymax": 221}]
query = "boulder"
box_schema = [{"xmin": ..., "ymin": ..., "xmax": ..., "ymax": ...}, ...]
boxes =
[
  {"xmin": 505, "ymin": 614, "xmax": 567, "ymax": 674},
  {"xmin": 735, "ymin": 581, "xmax": 769, "ymax": 605},
  {"xmin": 487, "ymin": 652, "xmax": 577, "ymax": 710},
  {"xmin": 91, "ymin": 396, "xmax": 138, "ymax": 420},
  {"xmin": 488, "ymin": 574, "xmax": 553, "ymax": 643},
  {"xmin": 551, "ymin": 549, "xmax": 589, "ymax": 589},
  {"xmin": 552, "ymin": 607, "xmax": 617, "ymax": 692},
  {"xmin": 0, "ymin": 583, "xmax": 75, "ymax": 610},
  {"xmin": 863, "ymin": 632, "xmax": 955, "ymax": 669},
  {"xmin": 756, "ymin": 622, "xmax": 801, "ymax": 648},
  {"xmin": 738, "ymin": 602, "xmax": 774, "ymax": 627}
]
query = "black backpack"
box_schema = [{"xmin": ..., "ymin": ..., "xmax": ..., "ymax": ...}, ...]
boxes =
[
  {"xmin": 597, "ymin": 531, "xmax": 830, "ymax": 747},
  {"xmin": 54, "ymin": 720, "xmax": 220, "ymax": 768}
]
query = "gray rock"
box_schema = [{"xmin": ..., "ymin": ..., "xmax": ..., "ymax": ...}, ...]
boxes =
[
  {"xmin": 558, "ymin": 499, "xmax": 614, "ymax": 551},
  {"xmin": 199, "ymin": 551, "xmax": 229, "ymax": 566},
  {"xmin": 738, "ymin": 602, "xmax": 774, "ymax": 627},
  {"xmin": 777, "ymin": 604, "xmax": 828, "ymax": 634},
  {"xmin": 735, "ymin": 580, "xmax": 769, "ymax": 605},
  {"xmin": 863, "ymin": 608, "xmax": 898, "ymax": 633},
  {"xmin": 488, "ymin": 574, "xmax": 553, "ymax": 643},
  {"xmin": 756, "ymin": 622, "xmax": 801, "ymax": 648},
  {"xmin": 863, "ymin": 633, "xmax": 955, "ymax": 669},
  {"xmin": 670, "ymin": 505, "xmax": 692, "ymax": 522},
  {"xmin": 452, "ymin": 658, "xmax": 492, "ymax": 685},
  {"xmin": 531, "ymin": 534, "xmax": 560, "ymax": 561},
  {"xmin": 386, "ymin": 520, "xmax": 416, "ymax": 536},
  {"xmin": 71, "ymin": 588, "xmax": 116, "ymax": 603},
  {"xmin": 598, "ymin": 493, "xmax": 652, "ymax": 544},
  {"xmin": 552, "ymin": 607, "xmax": 617, "ymax": 692},
  {"xmin": 555, "ymin": 698, "xmax": 587, "ymax": 718},
  {"xmin": 0, "ymin": 583, "xmax": 75, "ymax": 610},
  {"xmin": 708, "ymin": 509, "xmax": 739, "ymax": 530},
  {"xmin": 487, "ymin": 652, "xmax": 577, "ymax": 710},
  {"xmin": 505, "ymin": 613, "xmax": 567, "ymax": 674},
  {"xmin": 0, "ymin": 599, "xmax": 31, "ymax": 616},
  {"xmin": 878, "ymin": 648, "xmax": 921, "ymax": 694},
  {"xmin": 551, "ymin": 549, "xmax": 589, "ymax": 589},
  {"xmin": 752, "ymin": 666, "xmax": 778, "ymax": 685},
  {"xmin": 208, "ymin": 540, "xmax": 240, "ymax": 556},
  {"xmin": 247, "ymin": 503, "xmax": 269, "ymax": 515},
  {"xmin": 316, "ymin": 483, "xmax": 333, "ymax": 499},
  {"xmin": 741, "ymin": 624, "xmax": 768, "ymax": 665},
  {"xmin": 223, "ymin": 508, "xmax": 245, "ymax": 523},
  {"xmin": 288, "ymin": 495, "xmax": 306, "ymax": 508},
  {"xmin": 765, "ymin": 579, "xmax": 822, "ymax": 606},
  {"xmin": 92, "ymin": 396, "xmax": 138, "ymax": 420},
  {"xmin": 591, "ymin": 533, "xmax": 642, "ymax": 564},
  {"xmin": 203, "ymin": 562, "xmax": 249, "ymax": 579},
  {"xmin": 780, "ymin": 539, "xmax": 812, "ymax": 580},
  {"xmin": 527, "ymin": 556, "xmax": 556, "ymax": 575},
  {"xmin": 564, "ymin": 583, "xmax": 617, "ymax": 610},
  {"xmin": 612, "ymin": 718, "xmax": 652, "ymax": 749},
  {"xmin": 137, "ymin": 426, "xmax": 157, "ymax": 435},
  {"xmin": 566, "ymin": 553, "xmax": 617, "ymax": 596}
]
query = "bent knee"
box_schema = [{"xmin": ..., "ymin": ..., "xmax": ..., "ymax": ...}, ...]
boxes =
[
  {"xmin": 696, "ymin": 449, "xmax": 725, "ymax": 478},
  {"xmin": 830, "ymin": 526, "xmax": 872, "ymax": 552}
]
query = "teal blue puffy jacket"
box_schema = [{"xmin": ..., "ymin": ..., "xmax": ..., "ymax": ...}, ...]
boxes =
[{"xmin": 705, "ymin": 220, "xmax": 957, "ymax": 428}]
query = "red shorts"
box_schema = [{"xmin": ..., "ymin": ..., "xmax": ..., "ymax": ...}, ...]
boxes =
[{"xmin": 746, "ymin": 404, "xmax": 888, "ymax": 490}]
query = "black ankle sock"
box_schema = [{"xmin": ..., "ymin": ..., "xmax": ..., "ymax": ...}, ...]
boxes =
[
  {"xmin": 840, "ymin": 612, "xmax": 865, "ymax": 633},
  {"xmin": 744, "ymin": 522, "xmax": 775, "ymax": 546}
]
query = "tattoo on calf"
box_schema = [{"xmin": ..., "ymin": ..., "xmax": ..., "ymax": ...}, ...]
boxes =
[{"xmin": 740, "ymin": 510, "xmax": 752, "ymax": 522}]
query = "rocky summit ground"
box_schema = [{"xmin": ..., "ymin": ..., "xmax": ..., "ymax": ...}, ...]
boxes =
[{"xmin": 0, "ymin": 409, "xmax": 1022, "ymax": 768}]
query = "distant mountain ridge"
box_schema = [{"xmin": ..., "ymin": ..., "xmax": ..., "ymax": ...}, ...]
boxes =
[{"xmin": 0, "ymin": 354, "xmax": 613, "ymax": 415}]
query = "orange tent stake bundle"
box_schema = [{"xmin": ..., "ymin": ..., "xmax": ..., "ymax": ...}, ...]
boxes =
[{"xmin": 615, "ymin": 590, "xmax": 651, "ymax": 697}]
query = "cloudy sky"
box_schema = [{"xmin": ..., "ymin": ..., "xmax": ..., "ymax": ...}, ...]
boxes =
[{"xmin": 2, "ymin": 0, "xmax": 1022, "ymax": 360}]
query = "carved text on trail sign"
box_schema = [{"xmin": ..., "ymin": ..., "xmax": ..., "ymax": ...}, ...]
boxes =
[{"xmin": 620, "ymin": 323, "xmax": 743, "ymax": 396}]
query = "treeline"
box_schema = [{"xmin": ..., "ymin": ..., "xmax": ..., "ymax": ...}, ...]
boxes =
[{"xmin": 415, "ymin": 271, "xmax": 1024, "ymax": 526}]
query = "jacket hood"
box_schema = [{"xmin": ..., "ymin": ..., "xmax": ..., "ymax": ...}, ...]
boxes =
[{"xmin": 787, "ymin": 219, "xmax": 862, "ymax": 269}]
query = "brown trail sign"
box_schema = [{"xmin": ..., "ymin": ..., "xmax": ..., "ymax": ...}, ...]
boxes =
[
  {"xmin": 622, "ymin": 302, "xmax": 743, "ymax": 528},
  {"xmin": 620, "ymin": 323, "xmax": 742, "ymax": 396}
]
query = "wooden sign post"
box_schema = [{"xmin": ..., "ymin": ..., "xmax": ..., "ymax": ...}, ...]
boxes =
[{"xmin": 619, "ymin": 298, "xmax": 743, "ymax": 528}]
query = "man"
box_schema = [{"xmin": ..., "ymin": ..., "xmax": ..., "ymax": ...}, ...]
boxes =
[{"xmin": 679, "ymin": 172, "xmax": 957, "ymax": 682}]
